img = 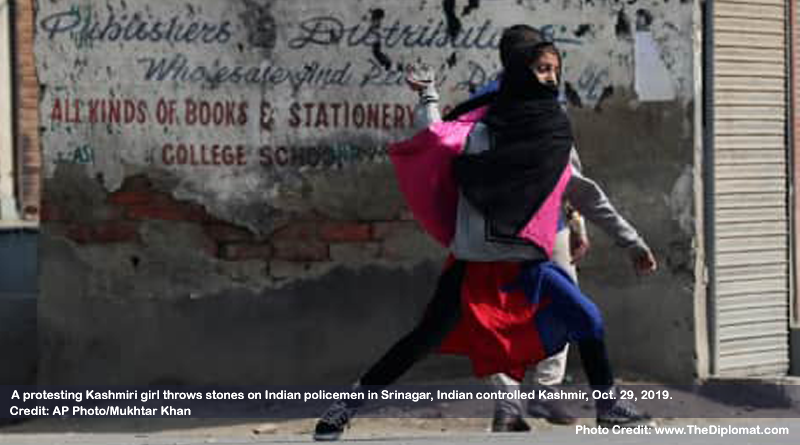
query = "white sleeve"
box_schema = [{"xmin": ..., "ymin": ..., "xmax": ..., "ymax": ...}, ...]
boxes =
[{"xmin": 412, "ymin": 84, "xmax": 442, "ymax": 131}]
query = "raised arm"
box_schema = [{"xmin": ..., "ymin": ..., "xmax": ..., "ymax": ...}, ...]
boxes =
[{"xmin": 405, "ymin": 65, "xmax": 442, "ymax": 131}]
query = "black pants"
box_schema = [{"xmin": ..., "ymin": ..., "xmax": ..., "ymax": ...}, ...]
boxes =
[{"xmin": 358, "ymin": 261, "xmax": 614, "ymax": 394}]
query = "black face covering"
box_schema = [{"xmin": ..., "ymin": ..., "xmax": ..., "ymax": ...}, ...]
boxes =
[{"xmin": 452, "ymin": 25, "xmax": 575, "ymax": 244}]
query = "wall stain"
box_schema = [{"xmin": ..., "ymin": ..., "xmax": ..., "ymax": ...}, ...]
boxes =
[
  {"xmin": 462, "ymin": 0, "xmax": 481, "ymax": 16},
  {"xmin": 369, "ymin": 9, "xmax": 392, "ymax": 70},
  {"xmin": 636, "ymin": 9, "xmax": 654, "ymax": 32},
  {"xmin": 574, "ymin": 24, "xmax": 592, "ymax": 38},
  {"xmin": 443, "ymin": 0, "xmax": 462, "ymax": 39},
  {"xmin": 564, "ymin": 82, "xmax": 583, "ymax": 108},
  {"xmin": 615, "ymin": 10, "xmax": 631, "ymax": 39},
  {"xmin": 594, "ymin": 86, "xmax": 614, "ymax": 112},
  {"xmin": 447, "ymin": 52, "xmax": 458, "ymax": 68},
  {"xmin": 240, "ymin": 0, "xmax": 277, "ymax": 58}
]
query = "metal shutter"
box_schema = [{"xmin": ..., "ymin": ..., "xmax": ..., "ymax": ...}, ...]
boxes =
[
  {"xmin": 794, "ymin": 0, "xmax": 800, "ymax": 325},
  {"xmin": 712, "ymin": 0, "xmax": 791, "ymax": 376}
]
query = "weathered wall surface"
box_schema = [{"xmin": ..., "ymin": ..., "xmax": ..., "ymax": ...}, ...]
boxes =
[{"xmin": 36, "ymin": 0, "xmax": 699, "ymax": 384}]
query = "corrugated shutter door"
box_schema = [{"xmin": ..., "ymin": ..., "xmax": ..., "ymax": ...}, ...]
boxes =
[
  {"xmin": 794, "ymin": 0, "xmax": 800, "ymax": 325},
  {"xmin": 713, "ymin": 0, "xmax": 791, "ymax": 376}
]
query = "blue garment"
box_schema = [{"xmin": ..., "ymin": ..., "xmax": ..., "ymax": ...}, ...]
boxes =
[
  {"xmin": 469, "ymin": 75, "xmax": 592, "ymax": 357},
  {"xmin": 504, "ymin": 261, "xmax": 604, "ymax": 357}
]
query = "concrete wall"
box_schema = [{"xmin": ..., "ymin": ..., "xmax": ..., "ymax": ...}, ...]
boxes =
[{"xmin": 35, "ymin": 0, "xmax": 700, "ymax": 385}]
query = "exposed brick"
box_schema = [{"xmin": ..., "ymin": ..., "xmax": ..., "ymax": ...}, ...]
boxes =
[
  {"xmin": 66, "ymin": 222, "xmax": 139, "ymax": 244},
  {"xmin": 271, "ymin": 222, "xmax": 319, "ymax": 240},
  {"xmin": 20, "ymin": 97, "xmax": 37, "ymax": 109},
  {"xmin": 122, "ymin": 191, "xmax": 210, "ymax": 222},
  {"xmin": 40, "ymin": 202, "xmax": 65, "ymax": 222},
  {"xmin": 117, "ymin": 175, "xmax": 155, "ymax": 193},
  {"xmin": 273, "ymin": 240, "xmax": 329, "ymax": 262},
  {"xmin": 108, "ymin": 190, "xmax": 160, "ymax": 206},
  {"xmin": 92, "ymin": 205, "xmax": 125, "ymax": 222},
  {"xmin": 204, "ymin": 223, "xmax": 254, "ymax": 243},
  {"xmin": 20, "ymin": 88, "xmax": 37, "ymax": 101},
  {"xmin": 14, "ymin": 1, "xmax": 41, "ymax": 224},
  {"xmin": 330, "ymin": 243, "xmax": 381, "ymax": 264},
  {"xmin": 20, "ymin": 78, "xmax": 38, "ymax": 90},
  {"xmin": 18, "ymin": 58, "xmax": 35, "ymax": 69},
  {"xmin": 319, "ymin": 222, "xmax": 372, "ymax": 243},
  {"xmin": 219, "ymin": 243, "xmax": 273, "ymax": 261},
  {"xmin": 126, "ymin": 202, "xmax": 208, "ymax": 222},
  {"xmin": 372, "ymin": 221, "xmax": 419, "ymax": 240}
]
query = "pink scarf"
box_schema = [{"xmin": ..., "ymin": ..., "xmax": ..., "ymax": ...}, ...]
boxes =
[{"xmin": 388, "ymin": 107, "xmax": 570, "ymax": 257}]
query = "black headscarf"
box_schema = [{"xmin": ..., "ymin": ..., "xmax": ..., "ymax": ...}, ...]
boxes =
[{"xmin": 451, "ymin": 25, "xmax": 574, "ymax": 240}]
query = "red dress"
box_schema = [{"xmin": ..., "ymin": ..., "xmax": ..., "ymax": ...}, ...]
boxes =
[{"xmin": 388, "ymin": 111, "xmax": 600, "ymax": 382}]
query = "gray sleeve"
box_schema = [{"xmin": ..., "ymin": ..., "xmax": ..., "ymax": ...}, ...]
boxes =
[
  {"xmin": 412, "ymin": 84, "xmax": 442, "ymax": 131},
  {"xmin": 565, "ymin": 166, "xmax": 646, "ymax": 250}
]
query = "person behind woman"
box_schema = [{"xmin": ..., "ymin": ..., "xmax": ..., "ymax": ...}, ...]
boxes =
[
  {"xmin": 313, "ymin": 24, "xmax": 657, "ymax": 442},
  {"xmin": 450, "ymin": 65, "xmax": 590, "ymax": 431}
]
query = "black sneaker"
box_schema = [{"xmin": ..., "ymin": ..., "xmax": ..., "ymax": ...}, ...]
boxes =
[
  {"xmin": 491, "ymin": 414, "xmax": 531, "ymax": 432},
  {"xmin": 596, "ymin": 399, "xmax": 655, "ymax": 428},
  {"xmin": 313, "ymin": 401, "xmax": 355, "ymax": 441}
]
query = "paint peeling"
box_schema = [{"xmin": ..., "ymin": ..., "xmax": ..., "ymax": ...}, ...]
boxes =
[
  {"xmin": 574, "ymin": 24, "xmax": 592, "ymax": 37},
  {"xmin": 36, "ymin": 0, "xmax": 697, "ymax": 226},
  {"xmin": 462, "ymin": 0, "xmax": 481, "ymax": 16},
  {"xmin": 564, "ymin": 82, "xmax": 583, "ymax": 108},
  {"xmin": 369, "ymin": 8, "xmax": 393, "ymax": 70},
  {"xmin": 594, "ymin": 85, "xmax": 614, "ymax": 112},
  {"xmin": 634, "ymin": 28, "xmax": 677, "ymax": 102},
  {"xmin": 615, "ymin": 10, "xmax": 632, "ymax": 39},
  {"xmin": 240, "ymin": 0, "xmax": 277, "ymax": 58},
  {"xmin": 447, "ymin": 52, "xmax": 458, "ymax": 68},
  {"xmin": 667, "ymin": 165, "xmax": 694, "ymax": 237},
  {"xmin": 442, "ymin": 0, "xmax": 462, "ymax": 39},
  {"xmin": 636, "ymin": 9, "xmax": 654, "ymax": 32}
]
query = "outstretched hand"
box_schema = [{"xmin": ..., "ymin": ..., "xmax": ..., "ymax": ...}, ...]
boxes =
[
  {"xmin": 630, "ymin": 246, "xmax": 657, "ymax": 276},
  {"xmin": 405, "ymin": 64, "xmax": 435, "ymax": 92}
]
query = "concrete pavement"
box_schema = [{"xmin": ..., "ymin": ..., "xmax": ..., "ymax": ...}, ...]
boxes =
[
  {"xmin": 0, "ymin": 418, "xmax": 797, "ymax": 445},
  {"xmin": 1, "ymin": 379, "xmax": 798, "ymax": 444}
]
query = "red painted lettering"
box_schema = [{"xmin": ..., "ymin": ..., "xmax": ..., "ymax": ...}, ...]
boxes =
[
  {"xmin": 381, "ymin": 104, "xmax": 391, "ymax": 129},
  {"xmin": 288, "ymin": 103, "xmax": 301, "ymax": 128},
  {"xmin": 366, "ymin": 104, "xmax": 380, "ymax": 128},
  {"xmin": 315, "ymin": 103, "xmax": 329, "ymax": 128},
  {"xmin": 51, "ymin": 98, "xmax": 63, "ymax": 122},
  {"xmin": 259, "ymin": 146, "xmax": 273, "ymax": 167}
]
